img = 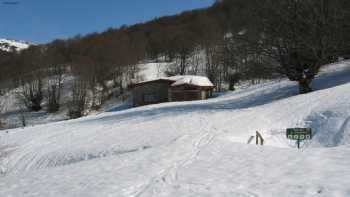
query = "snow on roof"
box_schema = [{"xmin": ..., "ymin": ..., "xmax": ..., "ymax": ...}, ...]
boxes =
[
  {"xmin": 134, "ymin": 75, "xmax": 214, "ymax": 87},
  {"xmin": 166, "ymin": 75, "xmax": 214, "ymax": 87}
]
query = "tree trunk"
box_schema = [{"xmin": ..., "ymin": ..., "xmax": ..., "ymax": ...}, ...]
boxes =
[
  {"xmin": 298, "ymin": 78, "xmax": 313, "ymax": 94},
  {"xmin": 229, "ymin": 82, "xmax": 235, "ymax": 91},
  {"xmin": 120, "ymin": 78, "xmax": 124, "ymax": 94}
]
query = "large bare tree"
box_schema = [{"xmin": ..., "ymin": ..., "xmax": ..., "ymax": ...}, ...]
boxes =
[{"xmin": 256, "ymin": 0, "xmax": 349, "ymax": 93}]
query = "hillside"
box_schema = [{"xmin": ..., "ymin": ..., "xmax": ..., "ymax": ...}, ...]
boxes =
[
  {"xmin": 1, "ymin": 0, "xmax": 349, "ymax": 130},
  {"xmin": 0, "ymin": 61, "xmax": 169, "ymax": 129},
  {"xmin": 1, "ymin": 61, "xmax": 350, "ymax": 196}
]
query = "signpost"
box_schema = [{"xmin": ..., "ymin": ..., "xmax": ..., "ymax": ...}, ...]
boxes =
[{"xmin": 286, "ymin": 128, "xmax": 312, "ymax": 149}]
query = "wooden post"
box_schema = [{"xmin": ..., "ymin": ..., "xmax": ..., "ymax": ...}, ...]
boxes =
[
  {"xmin": 256, "ymin": 131, "xmax": 264, "ymax": 146},
  {"xmin": 247, "ymin": 136, "xmax": 255, "ymax": 144},
  {"xmin": 297, "ymin": 139, "xmax": 300, "ymax": 149}
]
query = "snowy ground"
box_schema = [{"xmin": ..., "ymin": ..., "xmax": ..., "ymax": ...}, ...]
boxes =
[{"xmin": 0, "ymin": 61, "xmax": 350, "ymax": 196}]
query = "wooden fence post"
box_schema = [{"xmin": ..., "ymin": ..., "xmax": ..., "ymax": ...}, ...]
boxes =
[
  {"xmin": 247, "ymin": 136, "xmax": 255, "ymax": 144},
  {"xmin": 256, "ymin": 131, "xmax": 264, "ymax": 146}
]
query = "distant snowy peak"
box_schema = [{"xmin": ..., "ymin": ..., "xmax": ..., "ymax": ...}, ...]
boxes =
[{"xmin": 0, "ymin": 38, "xmax": 31, "ymax": 52}]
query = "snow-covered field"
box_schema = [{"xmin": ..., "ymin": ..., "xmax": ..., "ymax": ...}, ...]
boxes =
[{"xmin": 1, "ymin": 61, "xmax": 350, "ymax": 197}]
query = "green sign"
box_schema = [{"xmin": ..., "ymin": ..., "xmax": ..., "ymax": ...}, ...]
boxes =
[{"xmin": 286, "ymin": 128, "xmax": 312, "ymax": 140}]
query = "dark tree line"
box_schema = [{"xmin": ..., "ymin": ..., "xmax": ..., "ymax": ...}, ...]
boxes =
[{"xmin": 0, "ymin": 0, "xmax": 349, "ymax": 119}]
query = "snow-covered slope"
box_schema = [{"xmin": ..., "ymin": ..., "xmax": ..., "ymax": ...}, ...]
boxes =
[
  {"xmin": 1, "ymin": 61, "xmax": 350, "ymax": 196},
  {"xmin": 0, "ymin": 39, "xmax": 30, "ymax": 52},
  {"xmin": 137, "ymin": 62, "xmax": 171, "ymax": 81}
]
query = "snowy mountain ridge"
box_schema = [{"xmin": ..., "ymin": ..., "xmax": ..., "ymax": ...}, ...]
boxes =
[{"xmin": 0, "ymin": 38, "xmax": 31, "ymax": 52}]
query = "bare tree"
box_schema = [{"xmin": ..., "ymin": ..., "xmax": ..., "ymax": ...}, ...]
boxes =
[
  {"xmin": 256, "ymin": 0, "xmax": 349, "ymax": 93},
  {"xmin": 19, "ymin": 75, "xmax": 44, "ymax": 111},
  {"xmin": 18, "ymin": 107, "xmax": 27, "ymax": 128},
  {"xmin": 68, "ymin": 79, "xmax": 88, "ymax": 119},
  {"xmin": 16, "ymin": 46, "xmax": 46, "ymax": 111},
  {"xmin": 46, "ymin": 40, "xmax": 68, "ymax": 113},
  {"xmin": 187, "ymin": 47, "xmax": 203, "ymax": 75},
  {"xmin": 47, "ymin": 76, "xmax": 62, "ymax": 113},
  {"xmin": 0, "ymin": 107, "xmax": 5, "ymax": 130},
  {"xmin": 46, "ymin": 64, "xmax": 65, "ymax": 113}
]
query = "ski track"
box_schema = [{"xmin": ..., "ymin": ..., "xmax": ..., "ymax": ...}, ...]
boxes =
[
  {"xmin": 133, "ymin": 116, "xmax": 218, "ymax": 197},
  {"xmin": 335, "ymin": 116, "xmax": 350, "ymax": 146}
]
